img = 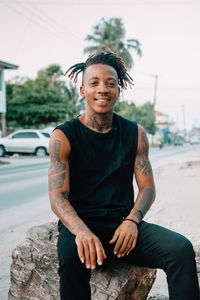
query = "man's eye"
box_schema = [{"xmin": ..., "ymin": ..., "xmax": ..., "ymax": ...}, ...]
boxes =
[
  {"xmin": 90, "ymin": 81, "xmax": 98, "ymax": 85},
  {"xmin": 107, "ymin": 82, "xmax": 115, "ymax": 86}
]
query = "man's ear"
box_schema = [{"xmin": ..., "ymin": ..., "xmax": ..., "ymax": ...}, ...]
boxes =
[{"xmin": 80, "ymin": 85, "xmax": 85, "ymax": 98}]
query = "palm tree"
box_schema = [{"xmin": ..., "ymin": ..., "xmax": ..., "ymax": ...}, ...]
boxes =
[{"xmin": 84, "ymin": 18, "xmax": 142, "ymax": 70}]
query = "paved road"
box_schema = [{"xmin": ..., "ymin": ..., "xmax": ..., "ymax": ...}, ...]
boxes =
[{"xmin": 0, "ymin": 144, "xmax": 199, "ymax": 298}]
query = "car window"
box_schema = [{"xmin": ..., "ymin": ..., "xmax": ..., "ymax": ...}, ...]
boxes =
[
  {"xmin": 12, "ymin": 132, "xmax": 27, "ymax": 139},
  {"xmin": 41, "ymin": 132, "xmax": 50, "ymax": 138},
  {"xmin": 12, "ymin": 132, "xmax": 39, "ymax": 139},
  {"xmin": 26, "ymin": 132, "xmax": 39, "ymax": 139}
]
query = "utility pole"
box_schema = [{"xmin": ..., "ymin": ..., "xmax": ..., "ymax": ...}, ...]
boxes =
[
  {"xmin": 182, "ymin": 104, "xmax": 186, "ymax": 137},
  {"xmin": 152, "ymin": 74, "xmax": 160, "ymax": 107}
]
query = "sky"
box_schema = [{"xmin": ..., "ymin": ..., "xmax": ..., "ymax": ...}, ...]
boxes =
[{"xmin": 0, "ymin": 0, "xmax": 200, "ymax": 130}]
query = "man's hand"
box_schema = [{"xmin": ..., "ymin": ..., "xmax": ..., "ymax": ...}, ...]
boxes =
[
  {"xmin": 109, "ymin": 220, "xmax": 138, "ymax": 257},
  {"xmin": 75, "ymin": 229, "xmax": 107, "ymax": 270}
]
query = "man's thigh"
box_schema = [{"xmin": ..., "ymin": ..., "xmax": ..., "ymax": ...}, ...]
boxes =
[{"xmin": 123, "ymin": 221, "xmax": 193, "ymax": 270}]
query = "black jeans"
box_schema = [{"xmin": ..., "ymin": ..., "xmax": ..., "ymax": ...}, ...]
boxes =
[{"xmin": 57, "ymin": 215, "xmax": 199, "ymax": 300}]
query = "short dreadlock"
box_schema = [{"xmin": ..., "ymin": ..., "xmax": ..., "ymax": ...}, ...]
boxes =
[{"xmin": 64, "ymin": 52, "xmax": 133, "ymax": 89}]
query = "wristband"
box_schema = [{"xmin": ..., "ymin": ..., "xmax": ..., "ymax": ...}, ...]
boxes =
[{"xmin": 123, "ymin": 218, "xmax": 139, "ymax": 226}]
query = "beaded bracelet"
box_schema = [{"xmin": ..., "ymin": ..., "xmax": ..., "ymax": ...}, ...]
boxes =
[{"xmin": 123, "ymin": 218, "xmax": 139, "ymax": 226}]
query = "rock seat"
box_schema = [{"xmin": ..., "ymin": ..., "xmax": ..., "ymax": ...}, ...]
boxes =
[{"xmin": 8, "ymin": 222, "xmax": 156, "ymax": 300}]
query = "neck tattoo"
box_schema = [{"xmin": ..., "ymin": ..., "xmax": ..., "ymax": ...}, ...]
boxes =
[{"xmin": 86, "ymin": 112, "xmax": 113, "ymax": 133}]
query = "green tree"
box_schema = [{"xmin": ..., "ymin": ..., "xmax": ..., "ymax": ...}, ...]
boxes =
[
  {"xmin": 6, "ymin": 65, "xmax": 83, "ymax": 128},
  {"xmin": 115, "ymin": 100, "xmax": 156, "ymax": 135},
  {"xmin": 84, "ymin": 18, "xmax": 142, "ymax": 70},
  {"xmin": 135, "ymin": 102, "xmax": 157, "ymax": 135}
]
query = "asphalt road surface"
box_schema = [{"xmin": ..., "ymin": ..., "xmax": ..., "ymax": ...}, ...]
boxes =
[{"xmin": 0, "ymin": 144, "xmax": 199, "ymax": 298}]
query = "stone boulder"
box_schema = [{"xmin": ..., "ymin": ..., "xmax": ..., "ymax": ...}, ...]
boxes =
[{"xmin": 8, "ymin": 222, "xmax": 156, "ymax": 300}]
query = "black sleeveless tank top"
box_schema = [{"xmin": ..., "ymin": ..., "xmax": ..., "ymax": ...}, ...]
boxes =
[{"xmin": 55, "ymin": 113, "xmax": 138, "ymax": 218}]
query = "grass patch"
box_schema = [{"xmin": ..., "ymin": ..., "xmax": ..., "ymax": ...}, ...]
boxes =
[{"xmin": 0, "ymin": 160, "xmax": 10, "ymax": 165}]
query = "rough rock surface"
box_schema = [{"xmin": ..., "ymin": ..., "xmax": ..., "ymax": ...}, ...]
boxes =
[{"xmin": 8, "ymin": 222, "xmax": 156, "ymax": 300}]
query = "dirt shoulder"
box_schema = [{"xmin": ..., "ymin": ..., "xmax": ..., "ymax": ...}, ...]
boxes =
[{"xmin": 147, "ymin": 160, "xmax": 200, "ymax": 298}]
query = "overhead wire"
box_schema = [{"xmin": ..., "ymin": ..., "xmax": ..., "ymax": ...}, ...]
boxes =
[
  {"xmin": 20, "ymin": 2, "xmax": 83, "ymax": 45},
  {"xmin": 0, "ymin": 0, "xmax": 193, "ymax": 5},
  {"xmin": 1, "ymin": 2, "xmax": 83, "ymax": 49}
]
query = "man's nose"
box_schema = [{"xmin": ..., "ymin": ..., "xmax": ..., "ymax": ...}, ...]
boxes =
[{"xmin": 97, "ymin": 83, "xmax": 109, "ymax": 94}]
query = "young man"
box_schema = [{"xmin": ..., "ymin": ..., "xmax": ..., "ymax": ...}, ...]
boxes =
[{"xmin": 48, "ymin": 52, "xmax": 199, "ymax": 300}]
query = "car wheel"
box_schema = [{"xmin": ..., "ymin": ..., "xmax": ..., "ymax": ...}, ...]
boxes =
[
  {"xmin": 35, "ymin": 147, "xmax": 46, "ymax": 157},
  {"xmin": 0, "ymin": 145, "xmax": 5, "ymax": 157}
]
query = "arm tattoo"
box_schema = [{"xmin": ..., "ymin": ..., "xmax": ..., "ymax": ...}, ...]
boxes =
[
  {"xmin": 48, "ymin": 139, "xmax": 67, "ymax": 191},
  {"xmin": 49, "ymin": 140, "xmax": 66, "ymax": 176},
  {"xmin": 49, "ymin": 172, "xmax": 66, "ymax": 191},
  {"xmin": 132, "ymin": 188, "xmax": 155, "ymax": 221},
  {"xmin": 52, "ymin": 191, "xmax": 89, "ymax": 235},
  {"xmin": 136, "ymin": 132, "xmax": 152, "ymax": 176},
  {"xmin": 49, "ymin": 140, "xmax": 88, "ymax": 235}
]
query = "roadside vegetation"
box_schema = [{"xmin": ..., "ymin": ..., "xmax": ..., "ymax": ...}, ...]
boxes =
[{"xmin": 6, "ymin": 17, "xmax": 156, "ymax": 136}]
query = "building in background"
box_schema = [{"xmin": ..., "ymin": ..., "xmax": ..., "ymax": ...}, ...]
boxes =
[
  {"xmin": 154, "ymin": 110, "xmax": 177, "ymax": 144},
  {"xmin": 0, "ymin": 60, "xmax": 19, "ymax": 137}
]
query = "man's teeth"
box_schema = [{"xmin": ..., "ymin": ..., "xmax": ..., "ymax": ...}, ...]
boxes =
[{"xmin": 96, "ymin": 99, "xmax": 108, "ymax": 101}]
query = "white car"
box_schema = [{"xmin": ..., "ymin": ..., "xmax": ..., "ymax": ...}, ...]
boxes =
[{"xmin": 0, "ymin": 129, "xmax": 50, "ymax": 157}]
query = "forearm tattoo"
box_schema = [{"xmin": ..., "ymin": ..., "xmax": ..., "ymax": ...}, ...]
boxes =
[
  {"xmin": 48, "ymin": 139, "xmax": 88, "ymax": 235},
  {"xmin": 136, "ymin": 132, "xmax": 152, "ymax": 176},
  {"xmin": 132, "ymin": 130, "xmax": 155, "ymax": 221},
  {"xmin": 132, "ymin": 188, "xmax": 155, "ymax": 221},
  {"xmin": 52, "ymin": 191, "xmax": 88, "ymax": 235}
]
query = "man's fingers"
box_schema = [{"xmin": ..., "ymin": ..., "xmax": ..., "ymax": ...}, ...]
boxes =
[
  {"xmin": 124, "ymin": 236, "xmax": 134, "ymax": 255},
  {"xmin": 118, "ymin": 235, "xmax": 131, "ymax": 256},
  {"xmin": 109, "ymin": 229, "xmax": 119, "ymax": 244},
  {"xmin": 95, "ymin": 240, "xmax": 106, "ymax": 266},
  {"xmin": 89, "ymin": 241, "xmax": 97, "ymax": 270},
  {"xmin": 75, "ymin": 238, "xmax": 85, "ymax": 263},
  {"xmin": 113, "ymin": 234, "xmax": 125, "ymax": 256},
  {"xmin": 83, "ymin": 243, "xmax": 91, "ymax": 269}
]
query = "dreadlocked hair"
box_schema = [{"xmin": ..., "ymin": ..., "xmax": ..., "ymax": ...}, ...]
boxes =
[{"xmin": 64, "ymin": 52, "xmax": 134, "ymax": 89}]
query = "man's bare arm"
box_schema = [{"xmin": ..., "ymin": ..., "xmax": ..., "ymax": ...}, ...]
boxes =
[
  {"xmin": 128, "ymin": 125, "xmax": 156, "ymax": 223},
  {"xmin": 110, "ymin": 125, "xmax": 155, "ymax": 257},
  {"xmin": 48, "ymin": 131, "xmax": 89, "ymax": 235},
  {"xmin": 48, "ymin": 129, "xmax": 106, "ymax": 269}
]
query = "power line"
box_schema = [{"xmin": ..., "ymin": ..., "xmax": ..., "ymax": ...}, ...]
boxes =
[
  {"xmin": 21, "ymin": 3, "xmax": 82, "ymax": 44},
  {"xmin": 0, "ymin": 0, "xmax": 194, "ymax": 5},
  {"xmin": 2, "ymin": 2, "xmax": 83, "ymax": 49},
  {"xmin": 152, "ymin": 74, "xmax": 160, "ymax": 107},
  {"xmin": 14, "ymin": 1, "xmax": 39, "ymax": 58}
]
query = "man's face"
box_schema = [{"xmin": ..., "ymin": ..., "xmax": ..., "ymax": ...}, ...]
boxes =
[{"xmin": 80, "ymin": 63, "xmax": 120, "ymax": 114}]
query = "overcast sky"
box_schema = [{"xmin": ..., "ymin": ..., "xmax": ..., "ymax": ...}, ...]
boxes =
[{"xmin": 0, "ymin": 0, "xmax": 200, "ymax": 129}]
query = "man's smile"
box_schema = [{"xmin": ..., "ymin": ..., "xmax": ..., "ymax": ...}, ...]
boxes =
[{"xmin": 94, "ymin": 98, "xmax": 111, "ymax": 106}]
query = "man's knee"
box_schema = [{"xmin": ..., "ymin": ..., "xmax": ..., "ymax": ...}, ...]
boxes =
[{"xmin": 170, "ymin": 235, "xmax": 195, "ymax": 264}]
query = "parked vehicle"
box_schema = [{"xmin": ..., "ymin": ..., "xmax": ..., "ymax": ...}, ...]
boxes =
[
  {"xmin": 190, "ymin": 136, "xmax": 200, "ymax": 145},
  {"xmin": 174, "ymin": 135, "xmax": 184, "ymax": 146},
  {"xmin": 0, "ymin": 129, "xmax": 50, "ymax": 157}
]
